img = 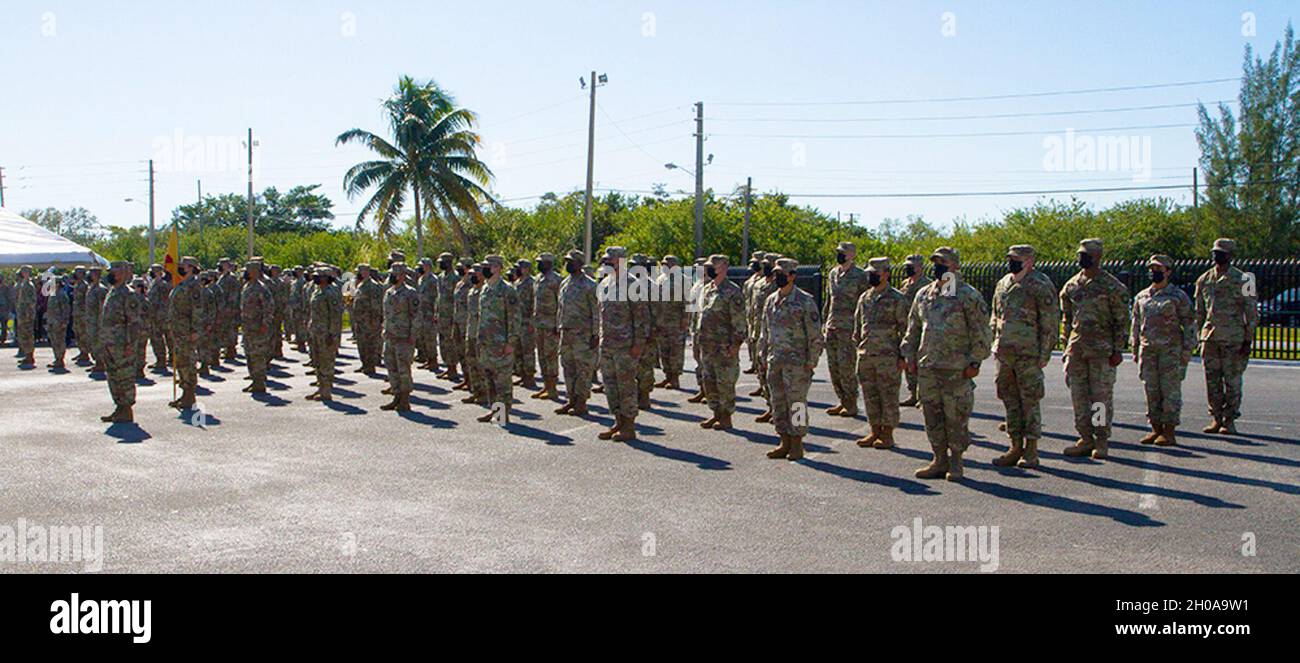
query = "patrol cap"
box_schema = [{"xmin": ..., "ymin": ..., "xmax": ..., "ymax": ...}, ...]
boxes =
[
  {"xmin": 774, "ymin": 258, "xmax": 799, "ymax": 273},
  {"xmin": 315, "ymin": 266, "xmax": 335, "ymax": 278},
  {"xmin": 866, "ymin": 257, "xmax": 891, "ymax": 273},
  {"xmin": 1078, "ymin": 238, "xmax": 1104, "ymax": 256},
  {"xmin": 1147, "ymin": 254, "xmax": 1174, "ymax": 270},
  {"xmin": 438, "ymin": 252, "xmax": 454, "ymax": 261},
  {"xmin": 356, "ymin": 263, "xmax": 372, "ymax": 272},
  {"xmin": 219, "ymin": 257, "xmax": 233, "ymax": 265},
  {"xmin": 244, "ymin": 259, "xmax": 264, "ymax": 270},
  {"xmin": 418, "ymin": 256, "xmax": 433, "ymax": 265},
  {"xmin": 708, "ymin": 253, "xmax": 730, "ymax": 265},
  {"xmin": 751, "ymin": 251, "xmax": 767, "ymax": 262},
  {"xmin": 268, "ymin": 264, "xmax": 280, "ymax": 272},
  {"xmin": 836, "ymin": 241, "xmax": 856, "ymax": 254},
  {"xmin": 564, "ymin": 249, "xmax": 585, "ymax": 264},
  {"xmin": 389, "ymin": 261, "xmax": 407, "ymax": 273},
  {"xmin": 388, "ymin": 249, "xmax": 406, "ymax": 260},
  {"xmin": 662, "ymin": 255, "xmax": 679, "ymax": 267},
  {"xmin": 458, "ymin": 257, "xmax": 474, "ymax": 267},
  {"xmin": 1212, "ymin": 238, "xmax": 1236, "ymax": 254},
  {"xmin": 905, "ymin": 254, "xmax": 926, "ymax": 267},
  {"xmin": 516, "ymin": 258, "xmax": 532, "ymax": 269},
  {"xmin": 604, "ymin": 246, "xmax": 627, "ymax": 260},
  {"xmin": 74, "ymin": 265, "xmax": 86, "ymax": 273},
  {"xmin": 694, "ymin": 257, "xmax": 707, "ymax": 266},
  {"xmin": 88, "ymin": 265, "xmax": 102, "ymax": 272},
  {"xmin": 930, "ymin": 247, "xmax": 960, "ymax": 266},
  {"xmin": 631, "ymin": 253, "xmax": 648, "ymax": 264},
  {"xmin": 181, "ymin": 256, "xmax": 200, "ymax": 268},
  {"xmin": 763, "ymin": 253, "xmax": 782, "ymax": 264},
  {"xmin": 1007, "ymin": 245, "xmax": 1036, "ymax": 260},
  {"xmin": 150, "ymin": 263, "xmax": 164, "ymax": 270},
  {"xmin": 536, "ymin": 252, "xmax": 556, "ymax": 264},
  {"xmin": 19, "ymin": 264, "xmax": 34, "ymax": 272},
  {"xmin": 486, "ymin": 255, "xmax": 505, "ymax": 268},
  {"xmin": 110, "ymin": 260, "xmax": 132, "ymax": 270}
]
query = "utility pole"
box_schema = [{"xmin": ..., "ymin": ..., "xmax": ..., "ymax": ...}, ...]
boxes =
[
  {"xmin": 0, "ymin": 166, "xmax": 6, "ymax": 208},
  {"xmin": 742, "ymin": 177, "xmax": 752, "ymax": 264},
  {"xmin": 582, "ymin": 71, "xmax": 599, "ymax": 262},
  {"xmin": 197, "ymin": 179, "xmax": 204, "ymax": 247},
  {"xmin": 1192, "ymin": 166, "xmax": 1199, "ymax": 211},
  {"xmin": 693, "ymin": 102, "xmax": 704, "ymax": 260},
  {"xmin": 246, "ymin": 128, "xmax": 255, "ymax": 259},
  {"xmin": 148, "ymin": 159, "xmax": 156, "ymax": 265}
]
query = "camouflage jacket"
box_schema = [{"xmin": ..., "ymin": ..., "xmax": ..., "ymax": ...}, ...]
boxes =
[
  {"xmin": 46, "ymin": 286, "xmax": 72, "ymax": 327},
  {"xmin": 533, "ymin": 270, "xmax": 562, "ymax": 330},
  {"xmin": 217, "ymin": 272, "xmax": 240, "ymax": 320},
  {"xmin": 73, "ymin": 279, "xmax": 88, "ymax": 321},
  {"xmin": 476, "ymin": 279, "xmax": 521, "ymax": 350},
  {"xmin": 383, "ymin": 282, "xmax": 419, "ymax": 342},
  {"xmin": 748, "ymin": 277, "xmax": 779, "ymax": 335},
  {"xmin": 417, "ymin": 273, "xmax": 439, "ymax": 327},
  {"xmin": 436, "ymin": 271, "xmax": 457, "ymax": 327},
  {"xmin": 0, "ymin": 282, "xmax": 10, "ymax": 313},
  {"xmin": 852, "ymin": 285, "xmax": 909, "ymax": 358},
  {"xmin": 98, "ymin": 284, "xmax": 143, "ymax": 352},
  {"xmin": 309, "ymin": 283, "xmax": 343, "ymax": 340},
  {"xmin": 353, "ymin": 278, "xmax": 385, "ymax": 325},
  {"xmin": 240, "ymin": 279, "xmax": 275, "ymax": 336},
  {"xmin": 86, "ymin": 282, "xmax": 108, "ymax": 333},
  {"xmin": 201, "ymin": 285, "xmax": 218, "ymax": 336},
  {"xmin": 1060, "ymin": 269, "xmax": 1130, "ymax": 359},
  {"xmin": 146, "ymin": 276, "xmax": 171, "ymax": 324},
  {"xmin": 289, "ymin": 278, "xmax": 304, "ymax": 310},
  {"xmin": 464, "ymin": 283, "xmax": 484, "ymax": 341},
  {"xmin": 453, "ymin": 278, "xmax": 471, "ymax": 326},
  {"xmin": 269, "ymin": 276, "xmax": 289, "ymax": 319},
  {"xmin": 598, "ymin": 277, "xmax": 652, "ymax": 351},
  {"xmin": 902, "ymin": 274, "xmax": 932, "ymax": 303},
  {"xmin": 903, "ymin": 273, "xmax": 992, "ymax": 370},
  {"xmin": 759, "ymin": 287, "xmax": 824, "ymax": 366},
  {"xmin": 653, "ymin": 270, "xmax": 689, "ymax": 337},
  {"xmin": 695, "ymin": 278, "xmax": 747, "ymax": 353},
  {"xmin": 15, "ymin": 278, "xmax": 36, "ymax": 321},
  {"xmin": 1194, "ymin": 266, "xmax": 1258, "ymax": 345},
  {"xmin": 558, "ymin": 273, "xmax": 599, "ymax": 339},
  {"xmin": 168, "ymin": 277, "xmax": 205, "ymax": 339},
  {"xmin": 991, "ymin": 270, "xmax": 1060, "ymax": 363},
  {"xmin": 824, "ymin": 264, "xmax": 871, "ymax": 331},
  {"xmin": 514, "ymin": 275, "xmax": 535, "ymax": 330},
  {"xmin": 1131, "ymin": 284, "xmax": 1196, "ymax": 358}
]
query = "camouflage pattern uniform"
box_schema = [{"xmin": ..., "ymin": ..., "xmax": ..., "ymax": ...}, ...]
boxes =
[
  {"xmin": 899, "ymin": 254, "xmax": 932, "ymax": 405},
  {"xmin": 750, "ymin": 255, "xmax": 782, "ymax": 409},
  {"xmin": 990, "ymin": 246, "xmax": 1060, "ymax": 458},
  {"xmin": 85, "ymin": 274, "xmax": 109, "ymax": 370},
  {"xmin": 852, "ymin": 258, "xmax": 909, "ymax": 439},
  {"xmin": 477, "ymin": 256, "xmax": 522, "ymax": 417},
  {"xmin": 72, "ymin": 270, "xmax": 89, "ymax": 360},
  {"xmin": 532, "ymin": 253, "xmax": 563, "ymax": 389},
  {"xmin": 46, "ymin": 276, "xmax": 73, "ymax": 366},
  {"xmin": 99, "ymin": 263, "xmax": 144, "ymax": 420},
  {"xmin": 1132, "ymin": 255, "xmax": 1197, "ymax": 430},
  {"xmin": 598, "ymin": 247, "xmax": 652, "ymax": 431},
  {"xmin": 436, "ymin": 254, "xmax": 460, "ymax": 378},
  {"xmin": 382, "ymin": 264, "xmax": 420, "ymax": 406},
  {"xmin": 741, "ymin": 253, "xmax": 766, "ymax": 373},
  {"xmin": 240, "ymin": 261, "xmax": 276, "ymax": 391},
  {"xmin": 902, "ymin": 248, "xmax": 992, "ymax": 479},
  {"xmin": 286, "ymin": 269, "xmax": 302, "ymax": 347},
  {"xmin": 759, "ymin": 258, "xmax": 824, "ymax": 447},
  {"xmin": 512, "ymin": 259, "xmax": 536, "ymax": 385},
  {"xmin": 168, "ymin": 258, "xmax": 205, "ymax": 407},
  {"xmin": 557, "ymin": 250, "xmax": 599, "ymax": 409},
  {"xmin": 695, "ymin": 255, "xmax": 748, "ymax": 422},
  {"xmin": 416, "ymin": 260, "xmax": 439, "ymax": 368},
  {"xmin": 463, "ymin": 270, "xmax": 487, "ymax": 403},
  {"xmin": 146, "ymin": 266, "xmax": 172, "ymax": 367},
  {"xmin": 1194, "ymin": 238, "xmax": 1257, "ymax": 432},
  {"xmin": 268, "ymin": 266, "xmax": 288, "ymax": 357},
  {"xmin": 688, "ymin": 258, "xmax": 710, "ymax": 401},
  {"xmin": 132, "ymin": 278, "xmax": 149, "ymax": 376},
  {"xmin": 824, "ymin": 242, "xmax": 872, "ymax": 415},
  {"xmin": 352, "ymin": 267, "xmax": 385, "ymax": 372},
  {"xmin": 200, "ymin": 272, "xmax": 221, "ymax": 370},
  {"xmin": 631, "ymin": 254, "xmax": 657, "ymax": 407},
  {"xmin": 653, "ymin": 254, "xmax": 689, "ymax": 386},
  {"xmin": 1059, "ymin": 239, "xmax": 1130, "ymax": 457},
  {"xmin": 291, "ymin": 270, "xmax": 310, "ymax": 349},
  {"xmin": 14, "ymin": 269, "xmax": 36, "ymax": 362},
  {"xmin": 452, "ymin": 260, "xmax": 473, "ymax": 384},
  {"xmin": 308, "ymin": 269, "xmax": 344, "ymax": 398},
  {"xmin": 0, "ymin": 275, "xmax": 10, "ymax": 346}
]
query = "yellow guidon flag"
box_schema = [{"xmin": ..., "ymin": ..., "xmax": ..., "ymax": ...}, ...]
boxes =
[{"xmin": 162, "ymin": 222, "xmax": 181, "ymax": 283}]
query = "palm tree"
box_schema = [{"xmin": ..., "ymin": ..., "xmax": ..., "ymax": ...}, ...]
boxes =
[{"xmin": 337, "ymin": 76, "xmax": 495, "ymax": 257}]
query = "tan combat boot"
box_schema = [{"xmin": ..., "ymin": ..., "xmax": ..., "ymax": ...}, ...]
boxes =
[
  {"xmin": 1017, "ymin": 439, "xmax": 1040, "ymax": 468},
  {"xmin": 597, "ymin": 418, "xmax": 621, "ymax": 440},
  {"xmin": 1063, "ymin": 434, "xmax": 1094, "ymax": 457},
  {"xmin": 992, "ymin": 438, "xmax": 1024, "ymax": 467},
  {"xmin": 396, "ymin": 394, "xmax": 412, "ymax": 412},
  {"xmin": 873, "ymin": 426, "xmax": 896, "ymax": 449},
  {"xmin": 914, "ymin": 448, "xmax": 950, "ymax": 479},
  {"xmin": 766, "ymin": 434, "xmax": 791, "ymax": 459},
  {"xmin": 826, "ymin": 404, "xmax": 845, "ymax": 416},
  {"xmin": 614, "ymin": 416, "xmax": 636, "ymax": 442},
  {"xmin": 687, "ymin": 389, "xmax": 706, "ymax": 403},
  {"xmin": 945, "ymin": 450, "xmax": 964, "ymax": 481},
  {"xmin": 1220, "ymin": 419, "xmax": 1238, "ymax": 435},
  {"xmin": 1139, "ymin": 423, "xmax": 1161, "ymax": 445},
  {"xmin": 712, "ymin": 413, "xmax": 733, "ymax": 430},
  {"xmin": 699, "ymin": 415, "xmax": 719, "ymax": 429},
  {"xmin": 1091, "ymin": 437, "xmax": 1109, "ymax": 460},
  {"xmin": 380, "ymin": 395, "xmax": 401, "ymax": 411},
  {"xmin": 755, "ymin": 410, "xmax": 773, "ymax": 423},
  {"xmin": 554, "ymin": 401, "xmax": 575, "ymax": 415},
  {"xmin": 1202, "ymin": 419, "xmax": 1222, "ymax": 434},
  {"xmin": 855, "ymin": 424, "xmax": 880, "ymax": 448},
  {"xmin": 101, "ymin": 407, "xmax": 121, "ymax": 422},
  {"xmin": 667, "ymin": 376, "xmax": 680, "ymax": 390},
  {"xmin": 747, "ymin": 386, "xmax": 764, "ymax": 397},
  {"xmin": 899, "ymin": 394, "xmax": 918, "ymax": 408},
  {"xmin": 654, "ymin": 377, "xmax": 672, "ymax": 389},
  {"xmin": 570, "ymin": 399, "xmax": 589, "ymax": 416},
  {"xmin": 786, "ymin": 436, "xmax": 805, "ymax": 461},
  {"xmin": 1154, "ymin": 424, "xmax": 1176, "ymax": 446},
  {"xmin": 112, "ymin": 406, "xmax": 134, "ymax": 423}
]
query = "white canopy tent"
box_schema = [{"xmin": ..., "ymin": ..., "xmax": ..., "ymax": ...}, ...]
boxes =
[{"xmin": 0, "ymin": 207, "xmax": 109, "ymax": 269}]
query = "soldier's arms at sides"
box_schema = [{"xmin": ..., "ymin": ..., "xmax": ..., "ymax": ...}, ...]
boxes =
[
  {"xmin": 1242, "ymin": 274, "xmax": 1259, "ymax": 356},
  {"xmin": 1179, "ymin": 290, "xmax": 1198, "ymax": 363},
  {"xmin": 961, "ymin": 287, "xmax": 993, "ymax": 378},
  {"xmin": 1058, "ymin": 283, "xmax": 1074, "ymax": 363},
  {"xmin": 1129, "ymin": 297, "xmax": 1143, "ymax": 364},
  {"xmin": 1035, "ymin": 279, "xmax": 1061, "ymax": 367},
  {"xmin": 902, "ymin": 294, "xmax": 922, "ymax": 372},
  {"xmin": 1109, "ymin": 283, "xmax": 1131, "ymax": 366},
  {"xmin": 728, "ymin": 286, "xmax": 748, "ymax": 356},
  {"xmin": 506, "ymin": 287, "xmax": 521, "ymax": 356},
  {"xmin": 804, "ymin": 295, "xmax": 825, "ymax": 372}
]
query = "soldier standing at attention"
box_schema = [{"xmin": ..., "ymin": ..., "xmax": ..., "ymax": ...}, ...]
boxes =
[
  {"xmin": 898, "ymin": 254, "xmax": 931, "ymax": 407},
  {"xmin": 435, "ymin": 253, "xmax": 460, "ymax": 381},
  {"xmin": 476, "ymin": 255, "xmax": 522, "ymax": 423},
  {"xmin": 168, "ymin": 257, "xmax": 204, "ymax": 410},
  {"xmin": 824, "ymin": 241, "xmax": 871, "ymax": 418},
  {"xmin": 71, "ymin": 267, "xmax": 90, "ymax": 363},
  {"xmin": 306, "ymin": 267, "xmax": 343, "ymax": 402},
  {"xmin": 415, "ymin": 257, "xmax": 438, "ymax": 372},
  {"xmin": 851, "ymin": 258, "xmax": 909, "ymax": 449},
  {"xmin": 239, "ymin": 260, "xmax": 275, "ymax": 394},
  {"xmin": 555, "ymin": 250, "xmax": 599, "ymax": 416},
  {"xmin": 1194, "ymin": 238, "xmax": 1258, "ymax": 435},
  {"xmin": 351, "ymin": 264, "xmax": 384, "ymax": 374},
  {"xmin": 596, "ymin": 247, "xmax": 651, "ymax": 442},
  {"xmin": 512, "ymin": 259, "xmax": 537, "ymax": 390},
  {"xmin": 451, "ymin": 258, "xmax": 474, "ymax": 390},
  {"xmin": 292, "ymin": 266, "xmax": 311, "ymax": 352},
  {"xmin": 45, "ymin": 271, "xmax": 73, "ymax": 370},
  {"xmin": 694, "ymin": 254, "xmax": 747, "ymax": 430},
  {"xmin": 750, "ymin": 254, "xmax": 782, "ymax": 419},
  {"xmin": 199, "ymin": 270, "xmax": 221, "ymax": 376},
  {"xmin": 687, "ymin": 257, "xmax": 711, "ymax": 404},
  {"xmin": 759, "ymin": 258, "xmax": 824, "ymax": 461},
  {"xmin": 989, "ymin": 245, "xmax": 1060, "ymax": 468},
  {"xmin": 903, "ymin": 248, "xmax": 992, "ymax": 480},
  {"xmin": 530, "ymin": 253, "xmax": 562, "ymax": 400},
  {"xmin": 85, "ymin": 267, "xmax": 109, "ymax": 374},
  {"xmin": 14, "ymin": 265, "xmax": 37, "ymax": 367},
  {"xmin": 213, "ymin": 258, "xmax": 237, "ymax": 362},
  {"xmin": 145, "ymin": 264, "xmax": 172, "ymax": 371},
  {"xmin": 1059, "ymin": 238, "xmax": 1130, "ymax": 460},
  {"xmin": 131, "ymin": 277, "xmax": 151, "ymax": 380},
  {"xmin": 0, "ymin": 273, "xmax": 10, "ymax": 347},
  {"xmin": 1132, "ymin": 254, "xmax": 1197, "ymax": 446},
  {"xmin": 461, "ymin": 261, "xmax": 488, "ymax": 405},
  {"xmin": 379, "ymin": 262, "xmax": 419, "ymax": 412},
  {"xmin": 285, "ymin": 266, "xmax": 302, "ymax": 351},
  {"xmin": 652, "ymin": 255, "xmax": 689, "ymax": 390},
  {"xmin": 267, "ymin": 264, "xmax": 288, "ymax": 359},
  {"xmin": 631, "ymin": 254, "xmax": 658, "ymax": 410},
  {"xmin": 741, "ymin": 252, "xmax": 765, "ymax": 375},
  {"xmin": 99, "ymin": 261, "xmax": 144, "ymax": 423}
]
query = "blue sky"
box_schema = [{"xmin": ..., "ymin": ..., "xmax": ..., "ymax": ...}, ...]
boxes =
[{"xmin": 1, "ymin": 0, "xmax": 1294, "ymax": 234}]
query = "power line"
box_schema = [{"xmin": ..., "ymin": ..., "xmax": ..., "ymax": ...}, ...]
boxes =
[
  {"xmin": 712, "ymin": 122, "xmax": 1197, "ymax": 140},
  {"xmin": 711, "ymin": 100, "xmax": 1236, "ymax": 123}
]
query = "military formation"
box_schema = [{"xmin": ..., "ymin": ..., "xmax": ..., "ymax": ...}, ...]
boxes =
[{"xmin": 3, "ymin": 236, "xmax": 1262, "ymax": 480}]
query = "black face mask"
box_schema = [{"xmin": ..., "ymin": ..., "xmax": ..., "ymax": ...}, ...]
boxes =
[
  {"xmin": 1213, "ymin": 251, "xmax": 1230, "ymax": 266},
  {"xmin": 440, "ymin": 260, "xmax": 453, "ymax": 271},
  {"xmin": 867, "ymin": 272, "xmax": 881, "ymax": 287},
  {"xmin": 1149, "ymin": 270, "xmax": 1166, "ymax": 283},
  {"xmin": 480, "ymin": 266, "xmax": 492, "ymax": 279},
  {"xmin": 706, "ymin": 266, "xmax": 718, "ymax": 280},
  {"xmin": 1008, "ymin": 259, "xmax": 1024, "ymax": 275},
  {"xmin": 835, "ymin": 252, "xmax": 847, "ymax": 265},
  {"xmin": 774, "ymin": 274, "xmax": 789, "ymax": 288},
  {"xmin": 456, "ymin": 266, "xmax": 466, "ymax": 277},
  {"xmin": 389, "ymin": 273, "xmax": 399, "ymax": 284},
  {"xmin": 470, "ymin": 273, "xmax": 482, "ymax": 285},
  {"xmin": 749, "ymin": 262, "xmax": 760, "ymax": 273},
  {"xmin": 106, "ymin": 272, "xmax": 118, "ymax": 286},
  {"xmin": 762, "ymin": 264, "xmax": 773, "ymax": 277},
  {"xmin": 931, "ymin": 263, "xmax": 948, "ymax": 280},
  {"xmin": 539, "ymin": 262, "xmax": 552, "ymax": 274},
  {"xmin": 903, "ymin": 264, "xmax": 916, "ymax": 278},
  {"xmin": 1078, "ymin": 253, "xmax": 1094, "ymax": 269},
  {"xmin": 565, "ymin": 261, "xmax": 579, "ymax": 275}
]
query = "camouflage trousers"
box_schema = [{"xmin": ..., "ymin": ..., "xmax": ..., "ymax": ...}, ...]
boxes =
[
  {"xmin": 72, "ymin": 312, "xmax": 84, "ymax": 351},
  {"xmin": 243, "ymin": 333, "xmax": 273, "ymax": 383},
  {"xmin": 271, "ymin": 314, "xmax": 284, "ymax": 356},
  {"xmin": 1202, "ymin": 340, "xmax": 1247, "ymax": 423},
  {"xmin": 465, "ymin": 337, "xmax": 485, "ymax": 400},
  {"xmin": 995, "ymin": 354, "xmax": 1045, "ymax": 441},
  {"xmin": 16, "ymin": 314, "xmax": 34, "ymax": 355},
  {"xmin": 856, "ymin": 353, "xmax": 901, "ymax": 427},
  {"xmin": 416, "ymin": 322, "xmax": 437, "ymax": 365},
  {"xmin": 765, "ymin": 356, "xmax": 813, "ymax": 436},
  {"xmin": 49, "ymin": 319, "xmax": 68, "ymax": 361},
  {"xmin": 1064, "ymin": 355, "xmax": 1115, "ymax": 442},
  {"xmin": 480, "ymin": 347, "xmax": 514, "ymax": 409},
  {"xmin": 919, "ymin": 367, "xmax": 975, "ymax": 454},
  {"xmin": 1138, "ymin": 346, "xmax": 1187, "ymax": 426},
  {"xmin": 746, "ymin": 330, "xmax": 758, "ymax": 371},
  {"xmin": 656, "ymin": 332, "xmax": 686, "ymax": 378},
  {"xmin": 104, "ymin": 345, "xmax": 137, "ymax": 408},
  {"xmin": 354, "ymin": 318, "xmax": 383, "ymax": 369},
  {"xmin": 700, "ymin": 349, "xmax": 739, "ymax": 415},
  {"xmin": 384, "ymin": 339, "xmax": 414, "ymax": 395},
  {"xmin": 560, "ymin": 332, "xmax": 596, "ymax": 403},
  {"xmin": 223, "ymin": 316, "xmax": 239, "ymax": 354},
  {"xmin": 600, "ymin": 347, "xmax": 640, "ymax": 418},
  {"xmin": 439, "ymin": 322, "xmax": 460, "ymax": 368},
  {"xmin": 86, "ymin": 324, "xmax": 101, "ymax": 364},
  {"xmin": 149, "ymin": 321, "xmax": 170, "ymax": 365},
  {"xmin": 135, "ymin": 333, "xmax": 147, "ymax": 371},
  {"xmin": 173, "ymin": 339, "xmax": 198, "ymax": 391},
  {"xmin": 514, "ymin": 324, "xmax": 535, "ymax": 378},
  {"xmin": 904, "ymin": 363, "xmax": 919, "ymax": 400},
  {"xmin": 825, "ymin": 329, "xmax": 859, "ymax": 411},
  {"xmin": 312, "ymin": 333, "xmax": 339, "ymax": 390},
  {"xmin": 284, "ymin": 309, "xmax": 296, "ymax": 344},
  {"xmin": 535, "ymin": 327, "xmax": 559, "ymax": 380},
  {"xmin": 638, "ymin": 344, "xmax": 656, "ymax": 397}
]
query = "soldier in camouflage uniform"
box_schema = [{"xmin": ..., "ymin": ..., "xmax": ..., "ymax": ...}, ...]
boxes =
[
  {"xmin": 71, "ymin": 267, "xmax": 90, "ymax": 363},
  {"xmin": 291, "ymin": 266, "xmax": 310, "ymax": 352},
  {"xmin": 742, "ymin": 252, "xmax": 766, "ymax": 374},
  {"xmin": 989, "ymin": 245, "xmax": 1060, "ymax": 468},
  {"xmin": 1059, "ymin": 238, "xmax": 1130, "ymax": 460},
  {"xmin": 14, "ymin": 265, "xmax": 36, "ymax": 367},
  {"xmin": 555, "ymin": 249, "xmax": 599, "ymax": 416},
  {"xmin": 131, "ymin": 277, "xmax": 150, "ymax": 379},
  {"xmin": 213, "ymin": 258, "xmax": 237, "ymax": 361},
  {"xmin": 630, "ymin": 254, "xmax": 657, "ymax": 409},
  {"xmin": 511, "ymin": 259, "xmax": 537, "ymax": 390},
  {"xmin": 239, "ymin": 259, "xmax": 275, "ymax": 394},
  {"xmin": 903, "ymin": 247, "xmax": 992, "ymax": 480},
  {"xmin": 694, "ymin": 254, "xmax": 748, "ymax": 430},
  {"xmin": 380, "ymin": 263, "xmax": 419, "ymax": 412},
  {"xmin": 168, "ymin": 257, "xmax": 204, "ymax": 410},
  {"xmin": 99, "ymin": 261, "xmax": 144, "ymax": 423},
  {"xmin": 85, "ymin": 267, "xmax": 109, "ymax": 374},
  {"xmin": 0, "ymin": 273, "xmax": 10, "ymax": 347},
  {"xmin": 851, "ymin": 258, "xmax": 909, "ymax": 449},
  {"xmin": 199, "ymin": 270, "xmax": 221, "ymax": 375},
  {"xmin": 596, "ymin": 247, "xmax": 652, "ymax": 442},
  {"xmin": 1132, "ymin": 254, "xmax": 1197, "ymax": 446},
  {"xmin": 267, "ymin": 264, "xmax": 288, "ymax": 359},
  {"xmin": 351, "ymin": 264, "xmax": 385, "ymax": 374},
  {"xmin": 476, "ymin": 255, "xmax": 523, "ymax": 423},
  {"xmin": 435, "ymin": 253, "xmax": 460, "ymax": 381},
  {"xmin": 759, "ymin": 258, "xmax": 824, "ymax": 460},
  {"xmin": 451, "ymin": 258, "xmax": 474, "ymax": 391},
  {"xmin": 750, "ymin": 254, "xmax": 783, "ymax": 419},
  {"xmin": 285, "ymin": 266, "xmax": 302, "ymax": 350},
  {"xmin": 899, "ymin": 254, "xmax": 931, "ymax": 407},
  {"xmin": 530, "ymin": 252, "xmax": 562, "ymax": 400},
  {"xmin": 460, "ymin": 262, "xmax": 488, "ymax": 404},
  {"xmin": 687, "ymin": 257, "xmax": 711, "ymax": 404},
  {"xmin": 1194, "ymin": 238, "xmax": 1258, "ymax": 435},
  {"xmin": 306, "ymin": 267, "xmax": 343, "ymax": 402},
  {"xmin": 824, "ymin": 241, "xmax": 871, "ymax": 417},
  {"xmin": 146, "ymin": 264, "xmax": 171, "ymax": 370},
  {"xmin": 653, "ymin": 254, "xmax": 689, "ymax": 390},
  {"xmin": 45, "ymin": 271, "xmax": 73, "ymax": 370},
  {"xmin": 414, "ymin": 257, "xmax": 438, "ymax": 371}
]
